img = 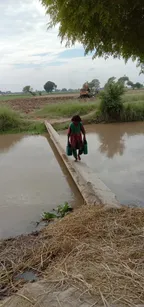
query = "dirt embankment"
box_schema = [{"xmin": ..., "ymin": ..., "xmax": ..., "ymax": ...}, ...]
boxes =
[
  {"xmin": 0, "ymin": 94, "xmax": 79, "ymax": 114},
  {"xmin": 0, "ymin": 205, "xmax": 144, "ymax": 306}
]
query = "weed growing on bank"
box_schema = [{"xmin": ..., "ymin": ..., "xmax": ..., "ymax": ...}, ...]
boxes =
[{"xmin": 0, "ymin": 106, "xmax": 46, "ymax": 134}]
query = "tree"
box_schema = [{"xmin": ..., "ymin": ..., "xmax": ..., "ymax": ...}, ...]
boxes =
[
  {"xmin": 127, "ymin": 81, "xmax": 135, "ymax": 89},
  {"xmin": 44, "ymin": 81, "xmax": 57, "ymax": 93},
  {"xmin": 23, "ymin": 85, "xmax": 33, "ymax": 93},
  {"xmin": 118, "ymin": 76, "xmax": 129, "ymax": 85},
  {"xmin": 61, "ymin": 88, "xmax": 67, "ymax": 92},
  {"xmin": 134, "ymin": 82, "xmax": 143, "ymax": 89},
  {"xmin": 88, "ymin": 79, "xmax": 100, "ymax": 92},
  {"xmin": 41, "ymin": 0, "xmax": 144, "ymax": 70},
  {"xmin": 104, "ymin": 77, "xmax": 116, "ymax": 89},
  {"xmin": 127, "ymin": 80, "xmax": 143, "ymax": 89},
  {"xmin": 100, "ymin": 79, "xmax": 124, "ymax": 120},
  {"xmin": 23, "ymin": 85, "xmax": 36, "ymax": 96}
]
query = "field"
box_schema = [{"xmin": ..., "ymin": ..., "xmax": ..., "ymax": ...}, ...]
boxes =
[
  {"xmin": 0, "ymin": 92, "xmax": 78, "ymax": 101},
  {"xmin": 0, "ymin": 90, "xmax": 144, "ymax": 133}
]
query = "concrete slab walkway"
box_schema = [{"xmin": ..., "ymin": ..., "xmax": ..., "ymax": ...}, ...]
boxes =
[{"xmin": 45, "ymin": 122, "xmax": 120, "ymax": 208}]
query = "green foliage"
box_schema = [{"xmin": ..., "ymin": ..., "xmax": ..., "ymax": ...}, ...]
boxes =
[
  {"xmin": 34, "ymin": 100, "xmax": 98, "ymax": 118},
  {"xmin": 127, "ymin": 81, "xmax": 135, "ymax": 89},
  {"xmin": 57, "ymin": 202, "xmax": 72, "ymax": 217},
  {"xmin": 23, "ymin": 86, "xmax": 33, "ymax": 93},
  {"xmin": 118, "ymin": 76, "xmax": 129, "ymax": 85},
  {"xmin": 0, "ymin": 107, "xmax": 21, "ymax": 132},
  {"xmin": 23, "ymin": 86, "xmax": 36, "ymax": 96},
  {"xmin": 41, "ymin": 0, "xmax": 144, "ymax": 69},
  {"xmin": 41, "ymin": 203, "xmax": 72, "ymax": 221},
  {"xmin": 121, "ymin": 102, "xmax": 144, "ymax": 121},
  {"xmin": 88, "ymin": 79, "xmax": 100, "ymax": 92},
  {"xmin": 134, "ymin": 82, "xmax": 143, "ymax": 89},
  {"xmin": 127, "ymin": 81, "xmax": 143, "ymax": 89},
  {"xmin": 100, "ymin": 80, "xmax": 124, "ymax": 120},
  {"xmin": 42, "ymin": 212, "xmax": 58, "ymax": 220},
  {"xmin": 0, "ymin": 106, "xmax": 46, "ymax": 134},
  {"xmin": 44, "ymin": 81, "xmax": 57, "ymax": 93},
  {"xmin": 104, "ymin": 77, "xmax": 116, "ymax": 89}
]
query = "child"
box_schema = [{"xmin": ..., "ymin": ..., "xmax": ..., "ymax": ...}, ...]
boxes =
[{"xmin": 67, "ymin": 115, "xmax": 86, "ymax": 161}]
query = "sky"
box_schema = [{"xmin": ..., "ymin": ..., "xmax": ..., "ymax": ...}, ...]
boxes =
[{"xmin": 0, "ymin": 0, "xmax": 143, "ymax": 92}]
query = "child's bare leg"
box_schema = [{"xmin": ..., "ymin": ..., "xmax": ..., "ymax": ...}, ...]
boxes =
[{"xmin": 78, "ymin": 150, "xmax": 81, "ymax": 160}]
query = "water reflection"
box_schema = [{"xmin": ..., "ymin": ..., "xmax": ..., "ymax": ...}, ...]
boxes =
[
  {"xmin": 97, "ymin": 126, "xmax": 125, "ymax": 158},
  {"xmin": 0, "ymin": 134, "xmax": 82, "ymax": 239},
  {"xmin": 0, "ymin": 134, "xmax": 23, "ymax": 153},
  {"xmin": 87, "ymin": 122, "xmax": 144, "ymax": 158}
]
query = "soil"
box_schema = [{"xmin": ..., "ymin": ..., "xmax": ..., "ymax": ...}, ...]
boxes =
[{"xmin": 0, "ymin": 94, "xmax": 79, "ymax": 114}]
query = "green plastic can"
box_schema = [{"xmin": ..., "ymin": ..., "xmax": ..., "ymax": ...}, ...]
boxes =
[
  {"xmin": 66, "ymin": 144, "xmax": 72, "ymax": 156},
  {"xmin": 83, "ymin": 140, "xmax": 88, "ymax": 155}
]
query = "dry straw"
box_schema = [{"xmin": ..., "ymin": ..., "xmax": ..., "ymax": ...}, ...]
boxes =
[{"xmin": 0, "ymin": 205, "xmax": 144, "ymax": 306}]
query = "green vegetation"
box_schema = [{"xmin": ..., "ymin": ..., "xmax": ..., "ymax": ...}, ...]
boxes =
[
  {"xmin": 100, "ymin": 80, "xmax": 124, "ymax": 120},
  {"xmin": 0, "ymin": 94, "xmax": 32, "ymax": 101},
  {"xmin": 0, "ymin": 91, "xmax": 78, "ymax": 101},
  {"xmin": 1, "ymin": 88, "xmax": 144, "ymax": 134},
  {"xmin": 34, "ymin": 100, "xmax": 99, "ymax": 118},
  {"xmin": 23, "ymin": 85, "xmax": 36, "ymax": 96},
  {"xmin": 41, "ymin": 0, "xmax": 144, "ymax": 70},
  {"xmin": 42, "ymin": 202, "xmax": 72, "ymax": 221},
  {"xmin": 121, "ymin": 102, "xmax": 144, "ymax": 122},
  {"xmin": 51, "ymin": 90, "xmax": 144, "ymax": 130},
  {"xmin": 0, "ymin": 106, "xmax": 46, "ymax": 134},
  {"xmin": 44, "ymin": 81, "xmax": 57, "ymax": 93}
]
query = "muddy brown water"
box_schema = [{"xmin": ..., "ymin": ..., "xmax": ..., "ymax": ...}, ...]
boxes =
[
  {"xmin": 60, "ymin": 122, "xmax": 144, "ymax": 207},
  {"xmin": 0, "ymin": 134, "xmax": 82, "ymax": 239}
]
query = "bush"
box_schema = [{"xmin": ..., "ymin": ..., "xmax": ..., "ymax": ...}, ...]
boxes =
[
  {"xmin": 0, "ymin": 107, "xmax": 21, "ymax": 132},
  {"xmin": 100, "ymin": 81, "xmax": 124, "ymax": 120},
  {"xmin": 0, "ymin": 106, "xmax": 46, "ymax": 134}
]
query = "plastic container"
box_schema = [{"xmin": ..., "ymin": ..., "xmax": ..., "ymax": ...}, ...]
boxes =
[
  {"xmin": 83, "ymin": 140, "xmax": 88, "ymax": 155},
  {"xmin": 66, "ymin": 144, "xmax": 72, "ymax": 156}
]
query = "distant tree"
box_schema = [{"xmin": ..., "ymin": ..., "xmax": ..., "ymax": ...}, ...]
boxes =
[
  {"xmin": 61, "ymin": 88, "xmax": 67, "ymax": 92},
  {"xmin": 23, "ymin": 85, "xmax": 33, "ymax": 93},
  {"xmin": 118, "ymin": 75, "xmax": 129, "ymax": 85},
  {"xmin": 134, "ymin": 82, "xmax": 143, "ymax": 89},
  {"xmin": 127, "ymin": 80, "xmax": 135, "ymax": 89},
  {"xmin": 88, "ymin": 79, "xmax": 100, "ymax": 92},
  {"xmin": 23, "ymin": 85, "xmax": 36, "ymax": 96},
  {"xmin": 44, "ymin": 81, "xmax": 57, "ymax": 93}
]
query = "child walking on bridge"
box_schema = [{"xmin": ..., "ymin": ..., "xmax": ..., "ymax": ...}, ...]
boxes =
[{"xmin": 67, "ymin": 115, "xmax": 86, "ymax": 162}]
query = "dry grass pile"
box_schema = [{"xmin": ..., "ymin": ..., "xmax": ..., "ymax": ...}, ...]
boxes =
[{"xmin": 0, "ymin": 205, "xmax": 144, "ymax": 306}]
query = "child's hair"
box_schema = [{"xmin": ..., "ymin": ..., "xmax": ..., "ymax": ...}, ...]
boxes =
[{"xmin": 71, "ymin": 115, "xmax": 82, "ymax": 122}]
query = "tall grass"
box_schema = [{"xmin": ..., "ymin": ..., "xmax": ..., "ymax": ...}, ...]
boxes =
[
  {"xmin": 34, "ymin": 100, "xmax": 98, "ymax": 118},
  {"xmin": 0, "ymin": 106, "xmax": 46, "ymax": 134},
  {"xmin": 121, "ymin": 102, "xmax": 144, "ymax": 121},
  {"xmin": 123, "ymin": 93, "xmax": 144, "ymax": 103}
]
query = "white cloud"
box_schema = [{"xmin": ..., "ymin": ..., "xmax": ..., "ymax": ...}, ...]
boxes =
[{"xmin": 0, "ymin": 0, "xmax": 143, "ymax": 91}]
